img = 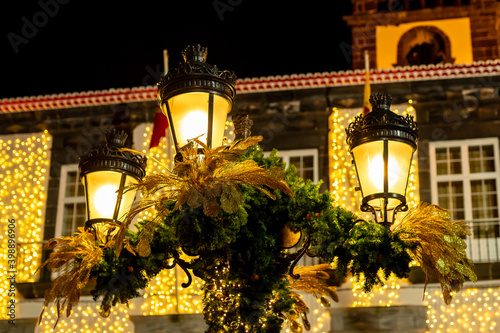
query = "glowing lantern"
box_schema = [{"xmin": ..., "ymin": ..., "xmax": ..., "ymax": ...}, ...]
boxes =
[
  {"xmin": 157, "ymin": 45, "xmax": 236, "ymax": 154},
  {"xmin": 346, "ymin": 93, "xmax": 418, "ymax": 228},
  {"xmin": 79, "ymin": 129, "xmax": 147, "ymax": 243}
]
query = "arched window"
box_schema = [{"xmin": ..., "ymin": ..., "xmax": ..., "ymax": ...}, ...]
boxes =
[{"xmin": 395, "ymin": 25, "xmax": 455, "ymax": 66}]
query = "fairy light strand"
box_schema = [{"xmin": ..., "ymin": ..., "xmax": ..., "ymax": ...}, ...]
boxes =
[{"xmin": 0, "ymin": 131, "xmax": 51, "ymax": 319}]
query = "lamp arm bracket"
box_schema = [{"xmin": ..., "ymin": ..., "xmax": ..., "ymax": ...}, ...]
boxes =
[
  {"xmin": 161, "ymin": 252, "xmax": 194, "ymax": 288},
  {"xmin": 288, "ymin": 236, "xmax": 311, "ymax": 279},
  {"xmin": 175, "ymin": 257, "xmax": 194, "ymax": 288}
]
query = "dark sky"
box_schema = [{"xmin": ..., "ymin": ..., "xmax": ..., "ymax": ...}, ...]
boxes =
[{"xmin": 1, "ymin": 1, "xmax": 353, "ymax": 98}]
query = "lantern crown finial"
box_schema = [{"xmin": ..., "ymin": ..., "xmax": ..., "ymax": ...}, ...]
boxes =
[
  {"xmin": 369, "ymin": 93, "xmax": 392, "ymax": 111},
  {"xmin": 182, "ymin": 45, "xmax": 208, "ymax": 63},
  {"xmin": 158, "ymin": 45, "xmax": 237, "ymax": 94},
  {"xmin": 105, "ymin": 129, "xmax": 128, "ymax": 147},
  {"xmin": 79, "ymin": 129, "xmax": 147, "ymax": 180},
  {"xmin": 346, "ymin": 93, "xmax": 418, "ymax": 150}
]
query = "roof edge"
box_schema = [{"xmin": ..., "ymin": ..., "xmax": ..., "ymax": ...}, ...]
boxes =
[{"xmin": 2, "ymin": 60, "xmax": 500, "ymax": 114}]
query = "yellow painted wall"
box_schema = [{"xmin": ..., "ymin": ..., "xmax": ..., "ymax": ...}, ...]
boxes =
[{"xmin": 376, "ymin": 17, "xmax": 473, "ymax": 69}]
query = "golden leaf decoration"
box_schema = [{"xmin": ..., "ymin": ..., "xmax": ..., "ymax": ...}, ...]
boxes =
[
  {"xmin": 285, "ymin": 264, "xmax": 339, "ymax": 332},
  {"xmin": 286, "ymin": 292, "xmax": 309, "ymax": 333},
  {"xmin": 37, "ymin": 228, "xmax": 103, "ymax": 327},
  {"xmin": 220, "ymin": 184, "xmax": 244, "ymax": 214},
  {"xmin": 288, "ymin": 264, "xmax": 339, "ymax": 304},
  {"xmin": 393, "ymin": 202, "xmax": 477, "ymax": 304},
  {"xmin": 117, "ymin": 136, "xmax": 293, "ymax": 254}
]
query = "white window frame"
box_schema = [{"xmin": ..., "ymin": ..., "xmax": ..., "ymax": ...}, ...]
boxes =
[
  {"xmin": 264, "ymin": 148, "xmax": 319, "ymax": 183},
  {"xmin": 430, "ymin": 138, "xmax": 500, "ymax": 263},
  {"xmin": 429, "ymin": 138, "xmax": 500, "ymax": 223},
  {"xmin": 264, "ymin": 148, "xmax": 320, "ymax": 267},
  {"xmin": 55, "ymin": 164, "xmax": 86, "ymax": 238}
]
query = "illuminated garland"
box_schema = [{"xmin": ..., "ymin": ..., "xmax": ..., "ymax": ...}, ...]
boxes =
[{"xmin": 39, "ymin": 137, "xmax": 476, "ymax": 333}]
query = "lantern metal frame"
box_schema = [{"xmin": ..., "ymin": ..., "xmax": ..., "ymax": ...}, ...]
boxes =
[
  {"xmin": 157, "ymin": 45, "xmax": 237, "ymax": 155},
  {"xmin": 346, "ymin": 93, "xmax": 418, "ymax": 229},
  {"xmin": 79, "ymin": 129, "xmax": 147, "ymax": 240}
]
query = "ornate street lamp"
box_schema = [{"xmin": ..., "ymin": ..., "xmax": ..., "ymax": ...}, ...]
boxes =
[
  {"xmin": 157, "ymin": 45, "xmax": 237, "ymax": 154},
  {"xmin": 346, "ymin": 93, "xmax": 418, "ymax": 229},
  {"xmin": 79, "ymin": 129, "xmax": 147, "ymax": 244}
]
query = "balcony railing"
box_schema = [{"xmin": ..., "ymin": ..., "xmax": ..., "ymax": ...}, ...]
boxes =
[
  {"xmin": 464, "ymin": 219, "xmax": 500, "ymax": 263},
  {"xmin": 15, "ymin": 219, "xmax": 500, "ymax": 296}
]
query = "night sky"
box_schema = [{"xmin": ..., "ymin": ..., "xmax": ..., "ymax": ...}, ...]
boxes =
[{"xmin": 1, "ymin": 1, "xmax": 353, "ymax": 98}]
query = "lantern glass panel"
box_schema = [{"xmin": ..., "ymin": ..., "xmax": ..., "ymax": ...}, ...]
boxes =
[
  {"xmin": 352, "ymin": 140, "xmax": 414, "ymax": 210},
  {"xmin": 83, "ymin": 170, "xmax": 138, "ymax": 221},
  {"xmin": 165, "ymin": 92, "xmax": 232, "ymax": 148}
]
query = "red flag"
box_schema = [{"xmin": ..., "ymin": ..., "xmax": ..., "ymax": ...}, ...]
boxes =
[{"xmin": 150, "ymin": 109, "xmax": 169, "ymax": 149}]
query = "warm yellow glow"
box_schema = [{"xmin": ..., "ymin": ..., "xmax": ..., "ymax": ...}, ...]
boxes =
[
  {"xmin": 326, "ymin": 104, "xmax": 500, "ymax": 333},
  {"xmin": 352, "ymin": 140, "xmax": 414, "ymax": 210},
  {"xmin": 84, "ymin": 171, "xmax": 137, "ymax": 221},
  {"xmin": 135, "ymin": 123, "xmax": 204, "ymax": 317},
  {"xmin": 328, "ymin": 103, "xmax": 420, "ymax": 221},
  {"xmin": 94, "ymin": 184, "xmax": 119, "ymax": 217},
  {"xmin": 367, "ymin": 153, "xmax": 400, "ymax": 192},
  {"xmin": 163, "ymin": 92, "xmax": 232, "ymax": 149},
  {"xmin": 36, "ymin": 302, "xmax": 133, "ymax": 333},
  {"xmin": 181, "ymin": 110, "xmax": 208, "ymax": 142},
  {"xmin": 0, "ymin": 132, "xmax": 51, "ymax": 319},
  {"xmin": 375, "ymin": 17, "xmax": 473, "ymax": 69},
  {"xmin": 351, "ymin": 273, "xmax": 402, "ymax": 308},
  {"xmin": 423, "ymin": 286, "xmax": 500, "ymax": 332}
]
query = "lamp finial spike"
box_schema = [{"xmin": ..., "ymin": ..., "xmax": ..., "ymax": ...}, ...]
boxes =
[
  {"xmin": 182, "ymin": 45, "xmax": 208, "ymax": 63},
  {"xmin": 369, "ymin": 93, "xmax": 392, "ymax": 111},
  {"xmin": 105, "ymin": 129, "xmax": 127, "ymax": 147}
]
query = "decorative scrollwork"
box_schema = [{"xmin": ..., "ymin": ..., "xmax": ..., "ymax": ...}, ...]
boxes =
[
  {"xmin": 345, "ymin": 93, "xmax": 418, "ymax": 148},
  {"xmin": 79, "ymin": 129, "xmax": 147, "ymax": 180},
  {"xmin": 161, "ymin": 44, "xmax": 237, "ymax": 85}
]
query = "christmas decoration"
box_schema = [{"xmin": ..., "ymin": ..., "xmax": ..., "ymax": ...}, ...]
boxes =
[{"xmin": 38, "ymin": 137, "xmax": 477, "ymax": 332}]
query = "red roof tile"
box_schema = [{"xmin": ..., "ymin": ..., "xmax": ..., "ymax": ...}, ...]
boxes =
[{"xmin": 2, "ymin": 60, "xmax": 500, "ymax": 113}]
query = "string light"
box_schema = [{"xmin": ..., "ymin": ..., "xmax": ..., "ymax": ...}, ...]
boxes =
[
  {"xmin": 350, "ymin": 273, "xmax": 402, "ymax": 307},
  {"xmin": 424, "ymin": 286, "xmax": 500, "ymax": 332},
  {"xmin": 0, "ymin": 131, "xmax": 51, "ymax": 319},
  {"xmin": 326, "ymin": 103, "xmax": 419, "ymax": 331},
  {"xmin": 4, "ymin": 105, "xmax": 494, "ymax": 332},
  {"xmin": 135, "ymin": 123, "xmax": 205, "ymax": 316},
  {"xmin": 36, "ymin": 301, "xmax": 133, "ymax": 333},
  {"xmin": 34, "ymin": 121, "xmax": 234, "ymax": 330}
]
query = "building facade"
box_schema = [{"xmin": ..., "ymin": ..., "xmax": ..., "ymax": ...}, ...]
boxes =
[{"xmin": 2, "ymin": 1, "xmax": 500, "ymax": 332}]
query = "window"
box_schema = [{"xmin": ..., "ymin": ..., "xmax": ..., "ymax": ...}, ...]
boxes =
[
  {"xmin": 55, "ymin": 164, "xmax": 86, "ymax": 237},
  {"xmin": 430, "ymin": 138, "xmax": 500, "ymax": 239},
  {"xmin": 396, "ymin": 25, "xmax": 453, "ymax": 67},
  {"xmin": 264, "ymin": 149, "xmax": 319, "ymax": 183}
]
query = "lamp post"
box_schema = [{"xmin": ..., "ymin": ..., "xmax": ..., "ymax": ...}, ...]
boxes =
[
  {"xmin": 346, "ymin": 93, "xmax": 418, "ymax": 229},
  {"xmin": 157, "ymin": 45, "xmax": 237, "ymax": 155},
  {"xmin": 79, "ymin": 129, "xmax": 147, "ymax": 244}
]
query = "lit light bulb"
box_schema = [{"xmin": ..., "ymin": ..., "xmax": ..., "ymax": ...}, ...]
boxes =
[
  {"xmin": 181, "ymin": 110, "xmax": 208, "ymax": 142},
  {"xmin": 94, "ymin": 184, "xmax": 118, "ymax": 217},
  {"xmin": 368, "ymin": 153, "xmax": 400, "ymax": 191}
]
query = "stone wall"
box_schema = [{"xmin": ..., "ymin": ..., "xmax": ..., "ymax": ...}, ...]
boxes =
[
  {"xmin": 0, "ymin": 318, "xmax": 37, "ymax": 333},
  {"xmin": 329, "ymin": 305, "xmax": 428, "ymax": 332},
  {"xmin": 129, "ymin": 314, "xmax": 206, "ymax": 333}
]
